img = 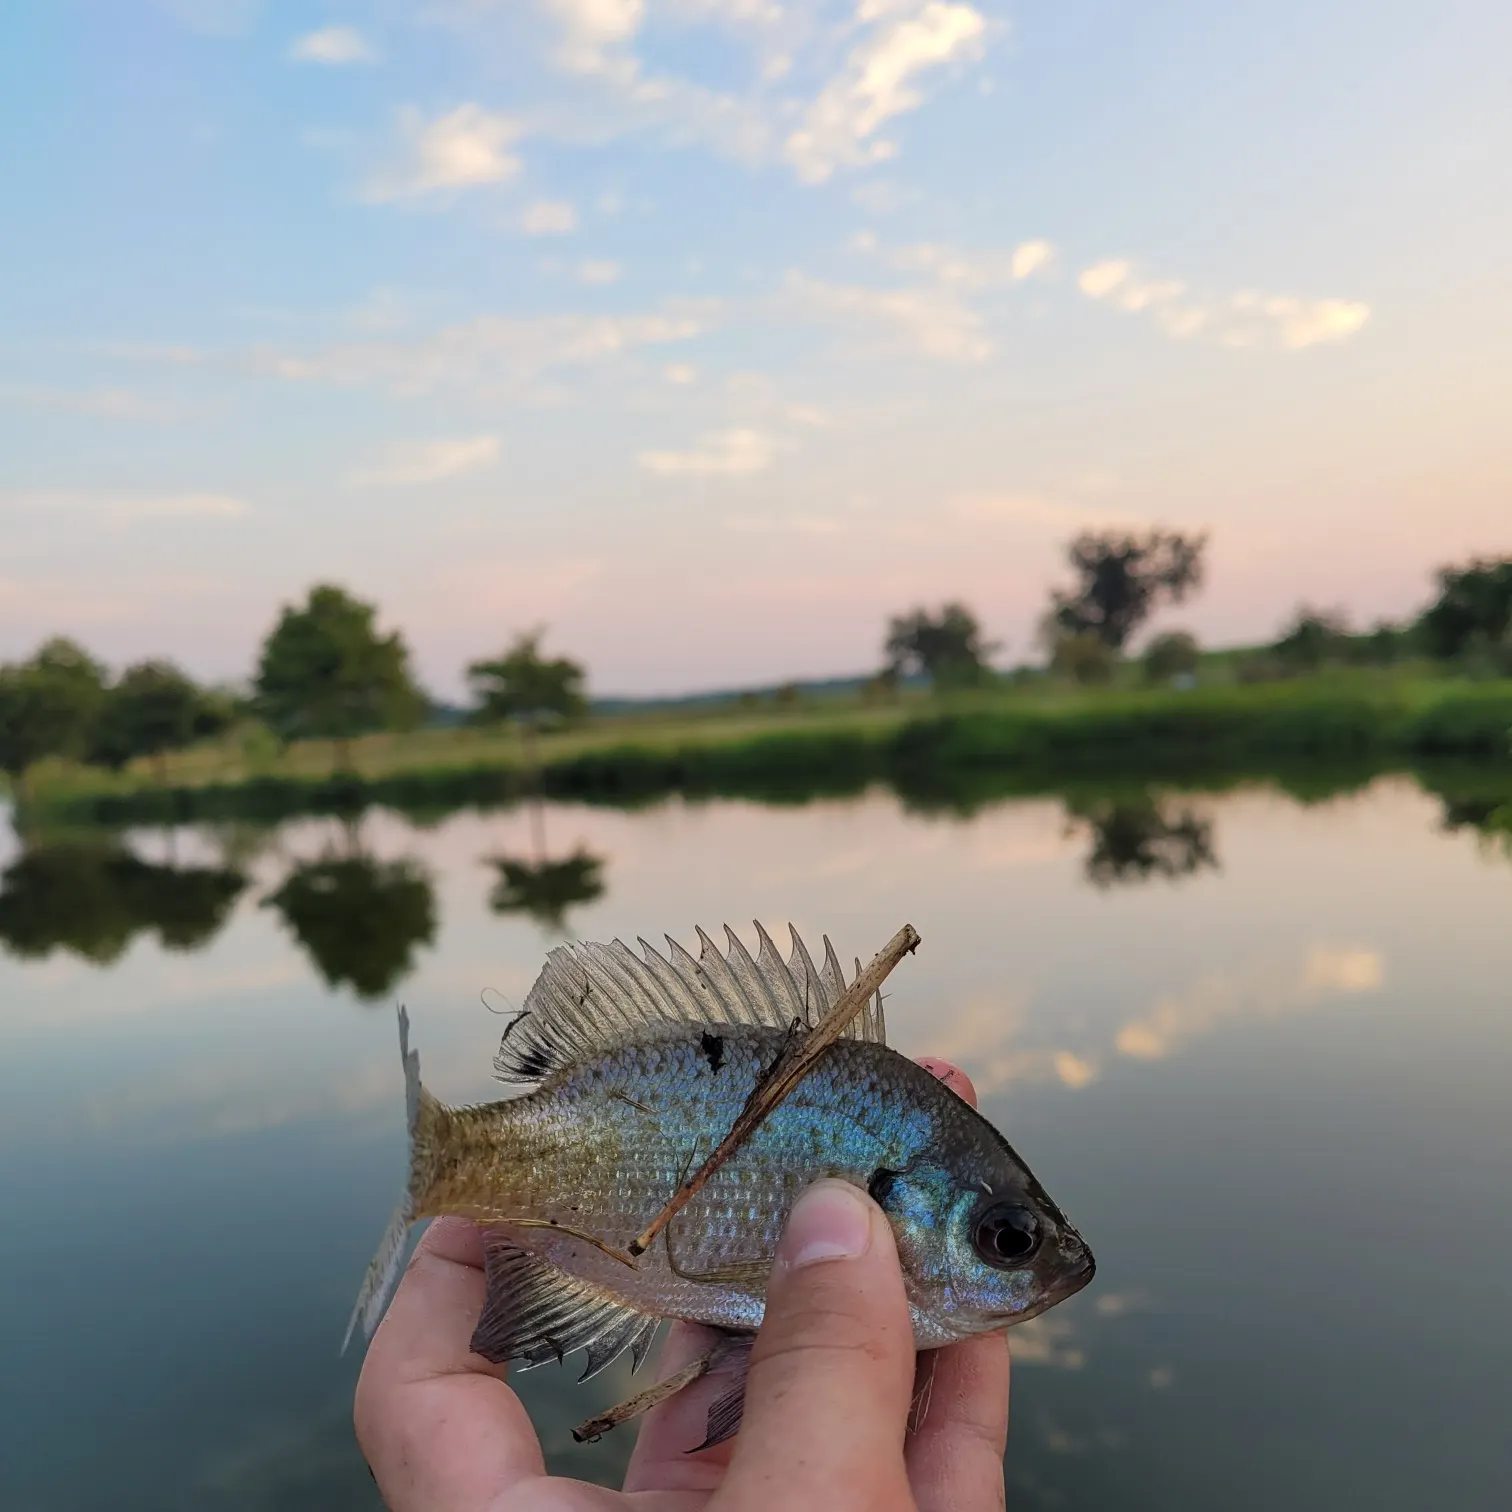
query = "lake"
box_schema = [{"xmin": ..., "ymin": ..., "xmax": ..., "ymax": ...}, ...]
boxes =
[{"xmin": 2, "ymin": 777, "xmax": 1509, "ymax": 1510}]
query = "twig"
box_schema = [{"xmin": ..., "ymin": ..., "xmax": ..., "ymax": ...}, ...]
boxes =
[
  {"xmin": 627, "ymin": 923, "xmax": 921, "ymax": 1258},
  {"xmin": 572, "ymin": 1346, "xmax": 718, "ymax": 1442}
]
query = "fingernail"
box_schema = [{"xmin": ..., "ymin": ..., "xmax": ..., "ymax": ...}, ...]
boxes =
[{"xmin": 780, "ymin": 1180, "xmax": 873, "ymax": 1270}]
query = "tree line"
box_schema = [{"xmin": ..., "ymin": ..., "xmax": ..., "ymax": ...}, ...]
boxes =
[
  {"xmin": 0, "ymin": 584, "xmax": 588, "ymax": 792},
  {"xmin": 882, "ymin": 534, "xmax": 1512, "ymax": 689},
  {"xmin": 1, "ymin": 538, "xmax": 1509, "ymax": 793}
]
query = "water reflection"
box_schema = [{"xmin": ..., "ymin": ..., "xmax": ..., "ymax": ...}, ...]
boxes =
[
  {"xmin": 487, "ymin": 848, "xmax": 606, "ymax": 934},
  {"xmin": 0, "ymin": 837, "xmax": 247, "ymax": 962},
  {"xmin": 1066, "ymin": 795, "xmax": 1218, "ymax": 888},
  {"xmin": 4, "ymin": 780, "xmax": 1512, "ymax": 1512},
  {"xmin": 263, "ymin": 846, "xmax": 436, "ymax": 1001}
]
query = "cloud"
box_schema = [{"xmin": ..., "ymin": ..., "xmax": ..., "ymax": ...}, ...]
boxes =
[
  {"xmin": 257, "ymin": 305, "xmax": 709, "ymax": 394},
  {"xmin": 867, "ymin": 236, "xmax": 1056, "ymax": 290},
  {"xmin": 785, "ymin": 271, "xmax": 990, "ymax": 360},
  {"xmin": 366, "ymin": 105, "xmax": 524, "ymax": 202},
  {"xmin": 1078, "ymin": 258, "xmax": 1371, "ymax": 350},
  {"xmin": 638, "ymin": 427, "xmax": 775, "ymax": 477},
  {"xmin": 576, "ymin": 258, "xmax": 622, "ymax": 285},
  {"xmin": 548, "ymin": 0, "xmax": 646, "ymax": 74},
  {"xmin": 289, "ymin": 26, "xmax": 377, "ymax": 64},
  {"xmin": 663, "ymin": 363, "xmax": 698, "ymax": 385},
  {"xmin": 1116, "ymin": 944, "xmax": 1384, "ymax": 1061},
  {"xmin": 1228, "ymin": 291, "xmax": 1373, "ymax": 349},
  {"xmin": 521, "ymin": 199, "xmax": 578, "ymax": 235},
  {"xmin": 6, "ymin": 490, "xmax": 248, "ymax": 524},
  {"xmin": 1011, "ymin": 239, "xmax": 1054, "ymax": 279},
  {"xmin": 349, "ymin": 435, "xmax": 501, "ymax": 487},
  {"xmin": 785, "ymin": 3, "xmax": 989, "ymax": 182}
]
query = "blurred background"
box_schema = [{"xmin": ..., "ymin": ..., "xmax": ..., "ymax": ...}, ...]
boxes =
[{"xmin": 1, "ymin": 3, "xmax": 1509, "ymax": 1508}]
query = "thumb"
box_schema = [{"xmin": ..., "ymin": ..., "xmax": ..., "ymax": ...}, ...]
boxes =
[{"xmin": 715, "ymin": 1179, "xmax": 917, "ymax": 1512}]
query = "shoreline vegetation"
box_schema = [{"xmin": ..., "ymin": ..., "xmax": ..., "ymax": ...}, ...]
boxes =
[
  {"xmin": 4, "ymin": 540, "xmax": 1509, "ymax": 832},
  {"xmin": 18, "ymin": 672, "xmax": 1512, "ymax": 827}
]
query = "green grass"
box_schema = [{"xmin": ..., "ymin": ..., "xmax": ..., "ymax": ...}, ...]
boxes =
[{"xmin": 16, "ymin": 672, "xmax": 1512, "ymax": 826}]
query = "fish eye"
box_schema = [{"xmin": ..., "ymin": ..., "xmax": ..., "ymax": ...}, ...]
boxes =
[{"xmin": 971, "ymin": 1201, "xmax": 1041, "ymax": 1268}]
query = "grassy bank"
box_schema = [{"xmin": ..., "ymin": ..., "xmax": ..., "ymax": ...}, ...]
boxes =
[{"xmin": 18, "ymin": 673, "xmax": 1512, "ymax": 826}]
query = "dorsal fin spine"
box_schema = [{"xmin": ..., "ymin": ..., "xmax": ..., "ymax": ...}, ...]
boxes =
[
  {"xmin": 637, "ymin": 936, "xmax": 703, "ymax": 1019},
  {"xmin": 694, "ymin": 927, "xmax": 745, "ymax": 1022},
  {"xmin": 495, "ymin": 923, "xmax": 889, "ymax": 1086},
  {"xmin": 753, "ymin": 921, "xmax": 805, "ymax": 1023},
  {"xmin": 786, "ymin": 926, "xmax": 826, "ymax": 1022},
  {"xmin": 723, "ymin": 924, "xmax": 785, "ymax": 1026}
]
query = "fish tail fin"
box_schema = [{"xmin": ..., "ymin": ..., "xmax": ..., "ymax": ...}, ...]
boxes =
[{"xmin": 342, "ymin": 1005, "xmax": 452, "ymax": 1353}]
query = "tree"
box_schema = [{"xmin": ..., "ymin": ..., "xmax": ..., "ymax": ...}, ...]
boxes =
[
  {"xmin": 1049, "ymin": 530, "xmax": 1207, "ymax": 650},
  {"xmin": 1417, "ymin": 557, "xmax": 1512, "ymax": 659},
  {"xmin": 254, "ymin": 585, "xmax": 425, "ymax": 760},
  {"xmin": 1272, "ymin": 606, "xmax": 1350, "ymax": 672},
  {"xmin": 1143, "ymin": 630, "xmax": 1200, "ymax": 684},
  {"xmin": 884, "ymin": 602, "xmax": 997, "ymax": 689},
  {"xmin": 264, "ymin": 852, "xmax": 436, "ymax": 1000},
  {"xmin": 0, "ymin": 638, "xmax": 107, "ymax": 793},
  {"xmin": 91, "ymin": 660, "xmax": 229, "ymax": 776},
  {"xmin": 466, "ymin": 629, "xmax": 587, "ymax": 728},
  {"xmin": 1356, "ymin": 621, "xmax": 1408, "ymax": 667}
]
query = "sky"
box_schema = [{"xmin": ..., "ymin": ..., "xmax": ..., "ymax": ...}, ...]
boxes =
[{"xmin": 1, "ymin": 0, "xmax": 1509, "ymax": 698}]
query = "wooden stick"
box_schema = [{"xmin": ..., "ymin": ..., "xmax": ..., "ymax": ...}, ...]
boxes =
[
  {"xmin": 627, "ymin": 923, "xmax": 921, "ymax": 1258},
  {"xmin": 572, "ymin": 1346, "xmax": 719, "ymax": 1442}
]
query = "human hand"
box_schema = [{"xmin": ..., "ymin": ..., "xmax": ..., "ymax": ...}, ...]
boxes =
[{"xmin": 354, "ymin": 1059, "xmax": 1010, "ymax": 1511}]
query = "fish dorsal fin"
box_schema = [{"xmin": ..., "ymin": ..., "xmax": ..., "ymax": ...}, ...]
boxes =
[
  {"xmin": 473, "ymin": 1231, "xmax": 659, "ymax": 1382},
  {"xmin": 494, "ymin": 922, "xmax": 886, "ymax": 1084}
]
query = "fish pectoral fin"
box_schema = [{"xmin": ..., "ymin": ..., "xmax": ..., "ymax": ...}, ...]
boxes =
[{"xmin": 473, "ymin": 1231, "xmax": 659, "ymax": 1383}]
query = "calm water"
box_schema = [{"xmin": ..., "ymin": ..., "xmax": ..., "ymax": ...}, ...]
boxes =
[{"xmin": 3, "ymin": 779, "xmax": 1510, "ymax": 1510}]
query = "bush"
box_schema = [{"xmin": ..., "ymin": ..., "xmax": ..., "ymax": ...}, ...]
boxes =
[
  {"xmin": 1049, "ymin": 632, "xmax": 1118, "ymax": 685},
  {"xmin": 1143, "ymin": 631, "xmax": 1200, "ymax": 684}
]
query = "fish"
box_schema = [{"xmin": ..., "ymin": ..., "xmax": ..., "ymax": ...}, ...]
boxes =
[{"xmin": 345, "ymin": 922, "xmax": 1095, "ymax": 1447}]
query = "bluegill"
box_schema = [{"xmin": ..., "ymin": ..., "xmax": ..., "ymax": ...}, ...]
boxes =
[{"xmin": 346, "ymin": 923, "xmax": 1094, "ymax": 1444}]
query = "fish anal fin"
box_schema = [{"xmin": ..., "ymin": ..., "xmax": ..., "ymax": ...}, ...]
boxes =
[
  {"xmin": 689, "ymin": 1337, "xmax": 754, "ymax": 1453},
  {"xmin": 472, "ymin": 1231, "xmax": 657, "ymax": 1381}
]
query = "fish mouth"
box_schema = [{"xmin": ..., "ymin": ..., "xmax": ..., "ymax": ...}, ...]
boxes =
[
  {"xmin": 999, "ymin": 1224, "xmax": 1096, "ymax": 1328},
  {"xmin": 1052, "ymin": 1226, "xmax": 1096, "ymax": 1300}
]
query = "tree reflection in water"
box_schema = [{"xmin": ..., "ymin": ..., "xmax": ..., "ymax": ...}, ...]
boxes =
[
  {"xmin": 263, "ymin": 848, "xmax": 436, "ymax": 1001},
  {"xmin": 487, "ymin": 848, "xmax": 605, "ymax": 934},
  {"xmin": 1068, "ymin": 794, "xmax": 1219, "ymax": 888},
  {"xmin": 0, "ymin": 839, "xmax": 247, "ymax": 963}
]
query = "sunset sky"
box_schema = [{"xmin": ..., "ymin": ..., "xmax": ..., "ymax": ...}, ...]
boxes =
[{"xmin": 2, "ymin": 1, "xmax": 1509, "ymax": 696}]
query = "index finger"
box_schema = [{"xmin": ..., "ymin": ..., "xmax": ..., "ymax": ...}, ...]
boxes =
[{"xmin": 353, "ymin": 1217, "xmax": 547, "ymax": 1511}]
